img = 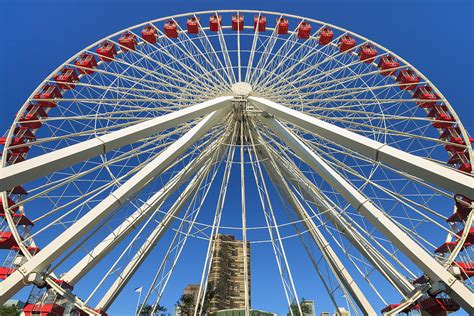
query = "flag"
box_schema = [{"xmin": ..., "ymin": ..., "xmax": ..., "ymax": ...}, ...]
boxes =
[{"xmin": 134, "ymin": 286, "xmax": 143, "ymax": 293}]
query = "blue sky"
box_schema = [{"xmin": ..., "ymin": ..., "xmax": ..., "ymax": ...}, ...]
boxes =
[{"xmin": 0, "ymin": 0, "xmax": 472, "ymax": 315}]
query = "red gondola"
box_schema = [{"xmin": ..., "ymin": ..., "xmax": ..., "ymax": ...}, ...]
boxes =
[
  {"xmin": 339, "ymin": 35, "xmax": 356, "ymax": 52},
  {"xmin": 232, "ymin": 14, "xmax": 244, "ymax": 31},
  {"xmin": 141, "ymin": 26, "xmax": 157, "ymax": 44},
  {"xmin": 297, "ymin": 22, "xmax": 311, "ymax": 39},
  {"xmin": 34, "ymin": 85, "xmax": 62, "ymax": 108},
  {"xmin": 164, "ymin": 20, "xmax": 178, "ymax": 38},
  {"xmin": 358, "ymin": 44, "xmax": 377, "ymax": 63},
  {"xmin": 187, "ymin": 17, "xmax": 200, "ymax": 34},
  {"xmin": 209, "ymin": 15, "xmax": 222, "ymax": 32},
  {"xmin": 318, "ymin": 27, "xmax": 333, "ymax": 45},
  {"xmin": 118, "ymin": 33, "xmax": 137, "ymax": 51},
  {"xmin": 96, "ymin": 42, "xmax": 117, "ymax": 62},
  {"xmin": 413, "ymin": 86, "xmax": 438, "ymax": 108},
  {"xmin": 276, "ymin": 18, "xmax": 289, "ymax": 35},
  {"xmin": 396, "ymin": 69, "xmax": 420, "ymax": 90},
  {"xmin": 74, "ymin": 54, "xmax": 97, "ymax": 74},
  {"xmin": 254, "ymin": 15, "xmax": 266, "ymax": 32},
  {"xmin": 0, "ymin": 197, "xmax": 19, "ymax": 212},
  {"xmin": 377, "ymin": 56, "xmax": 399, "ymax": 76},
  {"xmin": 0, "ymin": 232, "xmax": 18, "ymax": 249},
  {"xmin": 54, "ymin": 68, "xmax": 79, "ymax": 90}
]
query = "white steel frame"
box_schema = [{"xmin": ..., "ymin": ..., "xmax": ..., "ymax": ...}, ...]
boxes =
[
  {"xmin": 250, "ymin": 97, "xmax": 474, "ymax": 198},
  {"xmin": 0, "ymin": 97, "xmax": 232, "ymax": 192},
  {"xmin": 254, "ymin": 134, "xmax": 376, "ymax": 315},
  {"xmin": 0, "ymin": 109, "xmax": 229, "ymax": 302},
  {"xmin": 0, "ymin": 9, "xmax": 472, "ymax": 316},
  {"xmin": 258, "ymin": 114, "xmax": 474, "ymax": 312}
]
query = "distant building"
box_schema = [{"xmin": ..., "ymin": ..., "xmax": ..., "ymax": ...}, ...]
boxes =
[
  {"xmin": 334, "ymin": 307, "xmax": 349, "ymax": 316},
  {"xmin": 320, "ymin": 313, "xmax": 330, "ymax": 316},
  {"xmin": 183, "ymin": 284, "xmax": 200, "ymax": 305},
  {"xmin": 302, "ymin": 300, "xmax": 315, "ymax": 316},
  {"xmin": 207, "ymin": 234, "xmax": 251, "ymax": 313}
]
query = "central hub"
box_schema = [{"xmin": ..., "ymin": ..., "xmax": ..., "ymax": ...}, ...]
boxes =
[
  {"xmin": 231, "ymin": 82, "xmax": 252, "ymax": 97},
  {"xmin": 231, "ymin": 82, "xmax": 258, "ymax": 122}
]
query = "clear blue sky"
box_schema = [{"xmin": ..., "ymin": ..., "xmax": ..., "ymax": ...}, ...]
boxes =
[{"xmin": 0, "ymin": 0, "xmax": 472, "ymax": 315}]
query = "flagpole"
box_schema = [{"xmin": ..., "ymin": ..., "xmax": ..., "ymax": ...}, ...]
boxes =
[{"xmin": 135, "ymin": 287, "xmax": 143, "ymax": 316}]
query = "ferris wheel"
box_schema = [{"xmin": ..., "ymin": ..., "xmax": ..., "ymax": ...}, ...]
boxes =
[{"xmin": 0, "ymin": 9, "xmax": 473, "ymax": 316}]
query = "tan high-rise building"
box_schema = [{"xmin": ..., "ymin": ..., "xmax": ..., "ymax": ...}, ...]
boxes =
[{"xmin": 206, "ymin": 234, "xmax": 251, "ymax": 313}]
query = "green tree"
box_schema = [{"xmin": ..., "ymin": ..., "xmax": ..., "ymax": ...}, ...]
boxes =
[
  {"xmin": 199, "ymin": 288, "xmax": 216, "ymax": 315},
  {"xmin": 287, "ymin": 298, "xmax": 312, "ymax": 316},
  {"xmin": 0, "ymin": 305, "xmax": 21, "ymax": 316},
  {"xmin": 137, "ymin": 303, "xmax": 166, "ymax": 315},
  {"xmin": 176, "ymin": 294, "xmax": 194, "ymax": 316},
  {"xmin": 155, "ymin": 304, "xmax": 167, "ymax": 313},
  {"xmin": 176, "ymin": 288, "xmax": 216, "ymax": 316}
]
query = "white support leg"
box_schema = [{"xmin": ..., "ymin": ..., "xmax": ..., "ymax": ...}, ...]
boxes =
[
  {"xmin": 262, "ymin": 142, "xmax": 415, "ymax": 296},
  {"xmin": 96, "ymin": 160, "xmax": 210, "ymax": 310},
  {"xmin": 259, "ymin": 116, "xmax": 474, "ymax": 313},
  {"xmin": 260, "ymin": 148, "xmax": 377, "ymax": 315},
  {"xmin": 61, "ymin": 137, "xmax": 223, "ymax": 285},
  {"xmin": 250, "ymin": 97, "xmax": 474, "ymax": 199},
  {"xmin": 0, "ymin": 96, "xmax": 233, "ymax": 192},
  {"xmin": 0, "ymin": 109, "xmax": 228, "ymax": 304}
]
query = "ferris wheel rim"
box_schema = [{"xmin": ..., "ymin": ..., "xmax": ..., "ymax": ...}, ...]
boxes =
[{"xmin": 0, "ymin": 9, "xmax": 472, "ymax": 315}]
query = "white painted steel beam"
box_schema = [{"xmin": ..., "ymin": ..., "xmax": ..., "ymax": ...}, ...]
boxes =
[
  {"xmin": 259, "ymin": 116, "xmax": 474, "ymax": 313},
  {"xmin": 250, "ymin": 97, "xmax": 474, "ymax": 199},
  {"xmin": 261, "ymin": 149, "xmax": 376, "ymax": 315},
  {"xmin": 0, "ymin": 110, "xmax": 228, "ymax": 304},
  {"xmin": 62, "ymin": 138, "xmax": 223, "ymax": 285},
  {"xmin": 96, "ymin": 161, "xmax": 210, "ymax": 310},
  {"xmin": 259, "ymin": 140, "xmax": 415, "ymax": 296},
  {"xmin": 0, "ymin": 96, "xmax": 233, "ymax": 192}
]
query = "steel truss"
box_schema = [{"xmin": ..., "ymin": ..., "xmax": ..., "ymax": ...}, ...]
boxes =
[
  {"xmin": 0, "ymin": 10, "xmax": 472, "ymax": 316},
  {"xmin": 0, "ymin": 109, "xmax": 229, "ymax": 301},
  {"xmin": 257, "ymin": 113, "xmax": 473, "ymax": 312}
]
